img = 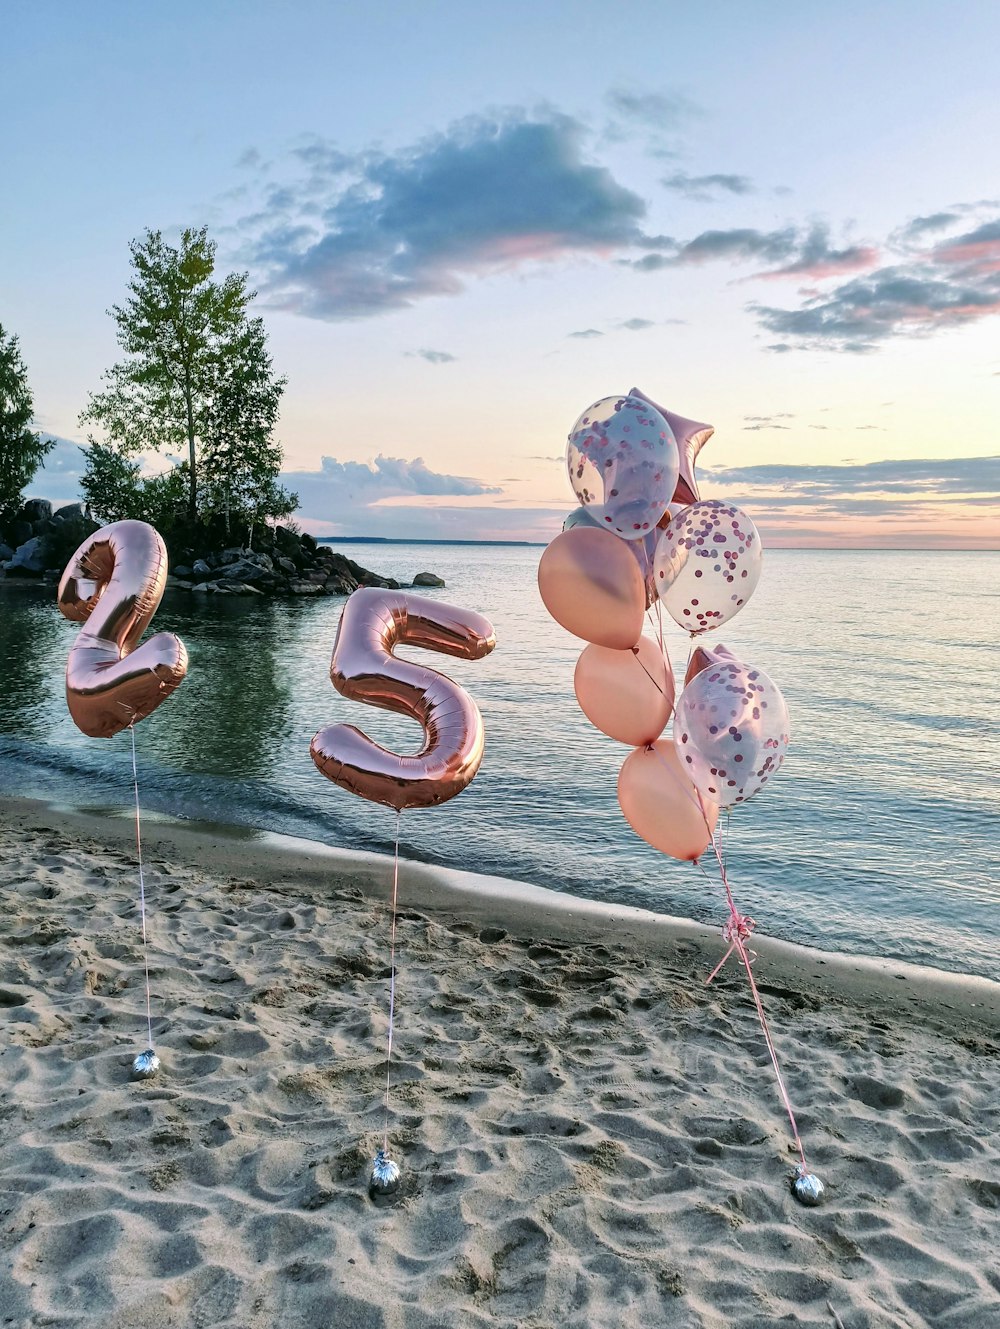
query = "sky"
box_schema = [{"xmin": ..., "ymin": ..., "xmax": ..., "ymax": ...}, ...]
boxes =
[{"xmin": 3, "ymin": 1, "xmax": 998, "ymax": 547}]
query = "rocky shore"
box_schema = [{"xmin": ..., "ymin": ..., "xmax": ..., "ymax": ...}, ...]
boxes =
[{"xmin": 0, "ymin": 499, "xmax": 445, "ymax": 596}]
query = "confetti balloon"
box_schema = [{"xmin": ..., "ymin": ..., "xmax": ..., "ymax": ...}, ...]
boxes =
[
  {"xmin": 654, "ymin": 500, "xmax": 762, "ymax": 635},
  {"xmin": 673, "ymin": 658, "xmax": 790, "ymax": 807},
  {"xmin": 566, "ymin": 395, "xmax": 678, "ymax": 540}
]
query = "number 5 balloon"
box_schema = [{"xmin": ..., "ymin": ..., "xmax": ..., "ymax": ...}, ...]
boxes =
[
  {"xmin": 311, "ymin": 588, "xmax": 496, "ymax": 811},
  {"xmin": 57, "ymin": 520, "xmax": 188, "ymax": 738}
]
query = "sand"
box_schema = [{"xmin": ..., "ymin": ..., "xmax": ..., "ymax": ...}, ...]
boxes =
[{"xmin": 1, "ymin": 797, "xmax": 998, "ymax": 1329}]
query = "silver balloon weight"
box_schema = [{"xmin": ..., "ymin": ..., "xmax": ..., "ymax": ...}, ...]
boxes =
[
  {"xmin": 132, "ymin": 1048, "xmax": 160, "ymax": 1079},
  {"xmin": 369, "ymin": 1147, "xmax": 401, "ymax": 1198},
  {"xmin": 792, "ymin": 1169, "xmax": 825, "ymax": 1207}
]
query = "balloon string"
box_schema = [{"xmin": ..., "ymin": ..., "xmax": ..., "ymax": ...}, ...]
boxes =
[
  {"xmin": 383, "ymin": 810, "xmax": 401, "ymax": 1154},
  {"xmin": 129, "ymin": 722, "xmax": 154, "ymax": 1052},
  {"xmin": 697, "ymin": 833, "xmax": 808, "ymax": 1171}
]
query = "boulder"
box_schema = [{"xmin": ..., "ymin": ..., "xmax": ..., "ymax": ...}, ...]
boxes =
[
  {"xmin": 0, "ymin": 543, "xmax": 13, "ymax": 562},
  {"xmin": 217, "ymin": 581, "xmax": 263, "ymax": 596},
  {"xmin": 324, "ymin": 573, "xmax": 358, "ymax": 595},
  {"xmin": 192, "ymin": 559, "xmax": 212, "ymax": 577},
  {"xmin": 277, "ymin": 556, "xmax": 297, "ymax": 575},
  {"xmin": 53, "ymin": 502, "xmax": 86, "ymax": 523},
  {"xmin": 173, "ymin": 565, "xmax": 193, "ymax": 579},
  {"xmin": 21, "ymin": 499, "xmax": 53, "ymax": 524},
  {"xmin": 8, "ymin": 521, "xmax": 32, "ymax": 547},
  {"xmin": 6, "ymin": 537, "xmax": 47, "ymax": 576},
  {"xmin": 289, "ymin": 581, "xmax": 324, "ymax": 595},
  {"xmin": 413, "ymin": 572, "xmax": 445, "ymax": 587},
  {"xmin": 217, "ymin": 557, "xmax": 271, "ymax": 584}
]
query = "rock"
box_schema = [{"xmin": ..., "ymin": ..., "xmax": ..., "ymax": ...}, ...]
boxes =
[
  {"xmin": 54, "ymin": 502, "xmax": 86, "ymax": 522},
  {"xmin": 0, "ymin": 543, "xmax": 13, "ymax": 562},
  {"xmin": 216, "ymin": 579, "xmax": 265, "ymax": 595},
  {"xmin": 191, "ymin": 582, "xmax": 212, "ymax": 593},
  {"xmin": 413, "ymin": 572, "xmax": 445, "ymax": 587},
  {"xmin": 277, "ymin": 556, "xmax": 297, "ymax": 575},
  {"xmin": 6, "ymin": 537, "xmax": 47, "ymax": 576},
  {"xmin": 192, "ymin": 559, "xmax": 212, "ymax": 577},
  {"xmin": 300, "ymin": 532, "xmax": 317, "ymax": 554},
  {"xmin": 21, "ymin": 499, "xmax": 52, "ymax": 524},
  {"xmin": 173, "ymin": 565, "xmax": 193, "ymax": 579},
  {"xmin": 289, "ymin": 581, "xmax": 324, "ymax": 595},
  {"xmin": 217, "ymin": 557, "xmax": 271, "ymax": 584},
  {"xmin": 8, "ymin": 521, "xmax": 32, "ymax": 547},
  {"xmin": 324, "ymin": 574, "xmax": 357, "ymax": 595}
]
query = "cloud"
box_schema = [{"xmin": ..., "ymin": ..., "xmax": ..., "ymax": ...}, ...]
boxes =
[
  {"xmin": 751, "ymin": 207, "xmax": 1000, "ymax": 351},
  {"xmin": 705, "ymin": 455, "xmax": 1000, "ymax": 498},
  {"xmin": 755, "ymin": 224, "xmax": 878, "ymax": 279},
  {"xmin": 605, "ymin": 88, "xmax": 699, "ymax": 130},
  {"xmin": 897, "ymin": 212, "xmax": 959, "ymax": 241},
  {"xmin": 240, "ymin": 112, "xmax": 654, "ymax": 320},
  {"xmin": 619, "ymin": 317, "xmax": 655, "ymax": 331},
  {"xmin": 409, "ymin": 348, "xmax": 456, "ymax": 363},
  {"xmin": 661, "ymin": 172, "xmax": 753, "ymax": 200},
  {"xmin": 568, "ymin": 328, "xmax": 603, "ymax": 339},
  {"xmin": 282, "ymin": 454, "xmax": 503, "ymax": 533}
]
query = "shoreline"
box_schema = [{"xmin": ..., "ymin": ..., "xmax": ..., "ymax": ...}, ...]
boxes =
[
  {"xmin": 3, "ymin": 794, "xmax": 1000, "ymax": 1325},
  {"xmin": 6, "ymin": 794, "xmax": 998, "ymax": 1030}
]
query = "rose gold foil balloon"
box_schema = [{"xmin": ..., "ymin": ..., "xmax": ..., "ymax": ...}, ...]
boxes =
[
  {"xmin": 57, "ymin": 520, "xmax": 188, "ymax": 738},
  {"xmin": 630, "ymin": 386, "xmax": 714, "ymax": 507},
  {"xmin": 617, "ymin": 739, "xmax": 718, "ymax": 861},
  {"xmin": 574, "ymin": 636, "xmax": 675, "ymax": 746},
  {"xmin": 685, "ymin": 642, "xmax": 739, "ymax": 685},
  {"xmin": 537, "ymin": 527, "xmax": 645, "ymax": 649},
  {"xmin": 310, "ymin": 588, "xmax": 496, "ymax": 812}
]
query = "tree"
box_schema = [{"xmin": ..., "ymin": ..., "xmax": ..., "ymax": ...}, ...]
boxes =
[
  {"xmin": 80, "ymin": 227, "xmax": 295, "ymax": 533},
  {"xmin": 199, "ymin": 316, "xmax": 298, "ymax": 539},
  {"xmin": 0, "ymin": 323, "xmax": 53, "ymax": 525}
]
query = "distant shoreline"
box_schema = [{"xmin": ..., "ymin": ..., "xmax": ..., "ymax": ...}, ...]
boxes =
[{"xmin": 316, "ymin": 536, "xmax": 546, "ymax": 547}]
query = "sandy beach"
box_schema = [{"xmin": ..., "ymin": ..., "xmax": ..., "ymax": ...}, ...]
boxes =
[{"xmin": 1, "ymin": 797, "xmax": 998, "ymax": 1329}]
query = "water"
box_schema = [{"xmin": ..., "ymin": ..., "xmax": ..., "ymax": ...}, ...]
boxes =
[{"xmin": 1, "ymin": 546, "xmax": 997, "ymax": 980}]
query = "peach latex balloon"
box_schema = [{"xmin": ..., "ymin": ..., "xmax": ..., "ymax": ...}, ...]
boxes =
[
  {"xmin": 617, "ymin": 739, "xmax": 718, "ymax": 861},
  {"xmin": 574, "ymin": 636, "xmax": 675, "ymax": 746},
  {"xmin": 57, "ymin": 520, "xmax": 188, "ymax": 738},
  {"xmin": 630, "ymin": 386, "xmax": 714, "ymax": 507},
  {"xmin": 537, "ymin": 526, "xmax": 644, "ymax": 649}
]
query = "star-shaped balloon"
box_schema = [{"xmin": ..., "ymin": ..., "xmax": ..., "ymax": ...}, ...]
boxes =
[{"xmin": 629, "ymin": 386, "xmax": 714, "ymax": 508}]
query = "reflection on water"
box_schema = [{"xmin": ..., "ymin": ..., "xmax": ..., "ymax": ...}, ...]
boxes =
[{"xmin": 0, "ymin": 546, "xmax": 997, "ymax": 981}]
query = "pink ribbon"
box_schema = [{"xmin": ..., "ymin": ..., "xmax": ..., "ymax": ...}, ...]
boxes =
[{"xmin": 698, "ymin": 828, "xmax": 809, "ymax": 1173}]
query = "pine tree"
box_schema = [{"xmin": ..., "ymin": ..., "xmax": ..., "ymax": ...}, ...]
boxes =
[{"xmin": 0, "ymin": 323, "xmax": 53, "ymax": 525}]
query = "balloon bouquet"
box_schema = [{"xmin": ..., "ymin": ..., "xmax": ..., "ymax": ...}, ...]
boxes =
[{"xmin": 538, "ymin": 390, "xmax": 823, "ymax": 1206}]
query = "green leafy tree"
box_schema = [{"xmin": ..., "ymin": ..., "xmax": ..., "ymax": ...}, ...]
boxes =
[
  {"xmin": 199, "ymin": 317, "xmax": 297, "ymax": 539},
  {"xmin": 80, "ymin": 227, "xmax": 295, "ymax": 534},
  {"xmin": 79, "ymin": 442, "xmax": 189, "ymax": 534},
  {"xmin": 0, "ymin": 323, "xmax": 53, "ymax": 525}
]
